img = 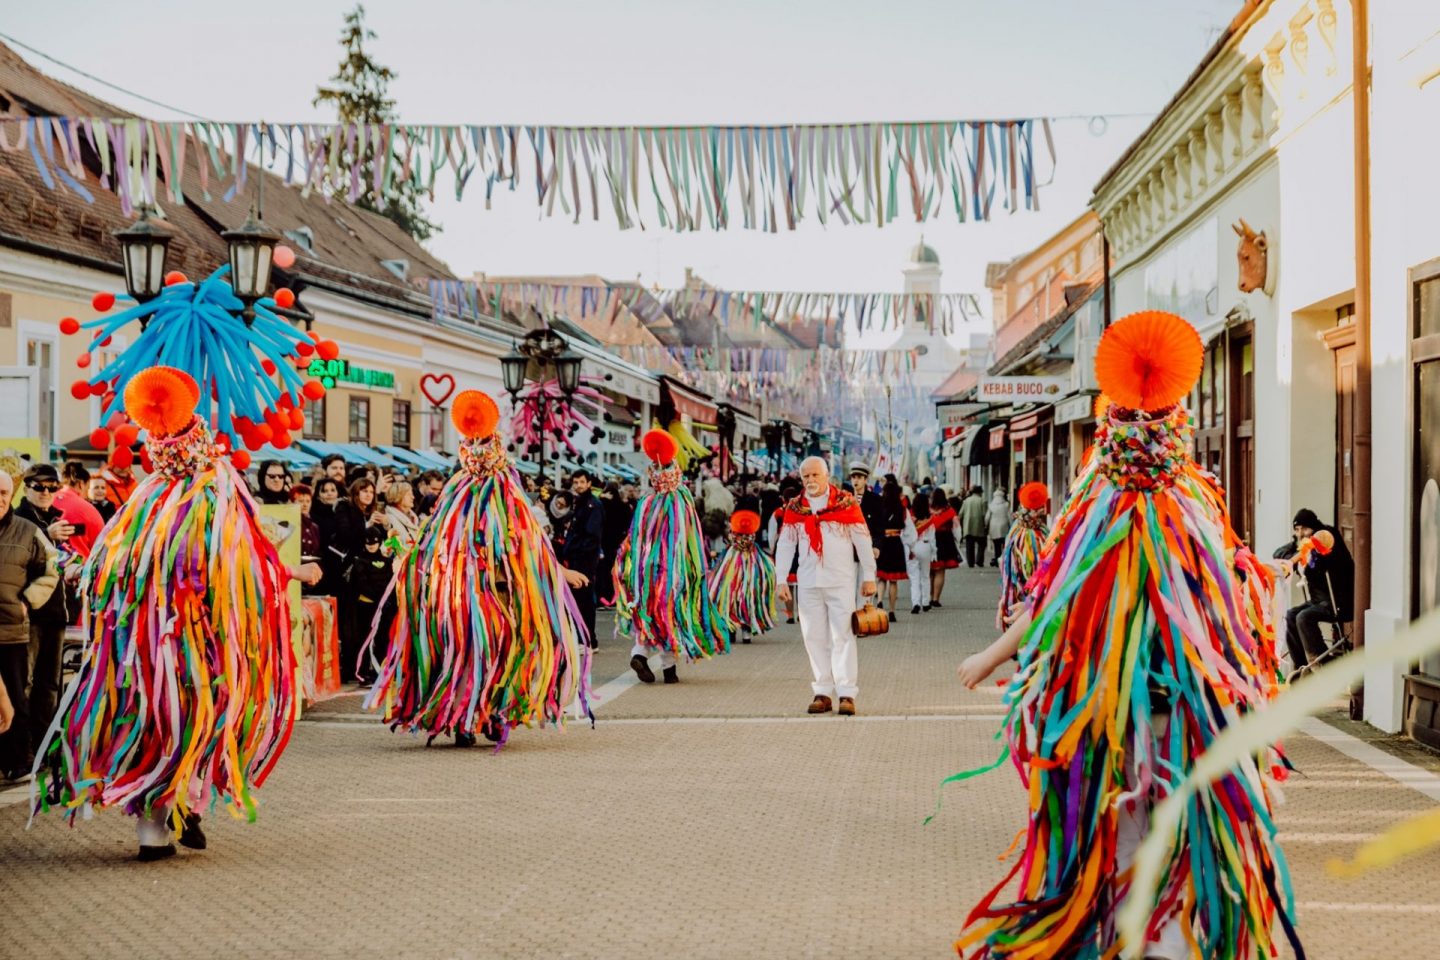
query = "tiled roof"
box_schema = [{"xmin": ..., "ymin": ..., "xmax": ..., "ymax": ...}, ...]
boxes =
[{"xmin": 930, "ymin": 366, "xmax": 978, "ymax": 401}]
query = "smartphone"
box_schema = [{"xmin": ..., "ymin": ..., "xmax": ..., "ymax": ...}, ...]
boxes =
[{"xmin": 70, "ymin": 523, "xmax": 86, "ymax": 537}]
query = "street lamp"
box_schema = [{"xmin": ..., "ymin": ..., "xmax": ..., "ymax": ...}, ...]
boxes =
[
  {"xmin": 222, "ymin": 205, "xmax": 283, "ymax": 326},
  {"xmin": 500, "ymin": 344, "xmax": 528, "ymax": 398},
  {"xmin": 505, "ymin": 327, "xmax": 583, "ymax": 490},
  {"xmin": 716, "ymin": 404, "xmax": 737, "ymax": 481},
  {"xmin": 113, "ymin": 207, "xmax": 173, "ymax": 328},
  {"xmin": 553, "ymin": 350, "xmax": 583, "ymax": 397}
]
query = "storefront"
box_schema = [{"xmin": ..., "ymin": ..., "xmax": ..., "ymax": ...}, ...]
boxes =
[{"xmin": 1406, "ymin": 263, "xmax": 1440, "ymax": 747}]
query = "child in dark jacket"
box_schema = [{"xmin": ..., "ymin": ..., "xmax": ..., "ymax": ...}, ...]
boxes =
[{"xmin": 344, "ymin": 525, "xmax": 393, "ymax": 685}]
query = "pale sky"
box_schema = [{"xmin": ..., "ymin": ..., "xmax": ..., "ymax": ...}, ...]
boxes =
[{"xmin": 5, "ymin": 0, "xmax": 1237, "ymax": 318}]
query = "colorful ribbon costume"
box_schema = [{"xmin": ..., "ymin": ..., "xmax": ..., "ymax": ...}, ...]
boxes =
[
  {"xmin": 613, "ymin": 430, "xmax": 729, "ymax": 659},
  {"xmin": 996, "ymin": 482, "xmax": 1050, "ymax": 629},
  {"xmin": 365, "ymin": 391, "xmax": 590, "ymax": 745},
  {"xmin": 33, "ymin": 367, "xmax": 295, "ymax": 830},
  {"xmin": 706, "ymin": 509, "xmax": 777, "ymax": 642},
  {"xmin": 957, "ymin": 311, "xmax": 1301, "ymax": 960}
]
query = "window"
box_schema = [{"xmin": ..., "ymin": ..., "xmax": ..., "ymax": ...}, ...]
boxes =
[
  {"xmin": 24, "ymin": 333, "xmax": 56, "ymax": 452},
  {"xmin": 348, "ymin": 396, "xmax": 370, "ymax": 443},
  {"xmin": 392, "ymin": 399, "xmax": 412, "ymax": 447},
  {"xmin": 303, "ymin": 393, "xmax": 327, "ymax": 440}
]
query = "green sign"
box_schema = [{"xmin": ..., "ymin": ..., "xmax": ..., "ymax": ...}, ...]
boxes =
[{"xmin": 306, "ymin": 358, "xmax": 395, "ymax": 391}]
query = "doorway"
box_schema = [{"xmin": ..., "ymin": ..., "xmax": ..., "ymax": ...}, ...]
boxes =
[{"xmin": 1323, "ymin": 305, "xmax": 1358, "ymax": 550}]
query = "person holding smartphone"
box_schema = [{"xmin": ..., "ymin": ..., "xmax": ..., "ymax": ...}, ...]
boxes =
[
  {"xmin": 15, "ymin": 464, "xmax": 71, "ymax": 757},
  {"xmin": 56, "ymin": 461, "xmax": 105, "ymax": 560}
]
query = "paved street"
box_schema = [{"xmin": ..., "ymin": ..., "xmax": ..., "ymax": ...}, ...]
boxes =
[{"xmin": 3, "ymin": 569, "xmax": 1440, "ymax": 959}]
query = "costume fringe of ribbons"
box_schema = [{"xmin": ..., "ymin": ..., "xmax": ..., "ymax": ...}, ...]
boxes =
[
  {"xmin": 957, "ymin": 404, "xmax": 1298, "ymax": 960},
  {"xmin": 996, "ymin": 510, "xmax": 1048, "ymax": 630},
  {"xmin": 365, "ymin": 436, "xmax": 590, "ymax": 742},
  {"xmin": 706, "ymin": 534, "xmax": 777, "ymax": 639},
  {"xmin": 614, "ymin": 468, "xmax": 729, "ymax": 659},
  {"xmin": 33, "ymin": 429, "xmax": 294, "ymax": 827}
]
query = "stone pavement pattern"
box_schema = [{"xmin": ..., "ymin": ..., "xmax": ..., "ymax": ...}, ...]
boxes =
[{"xmin": 2, "ymin": 567, "xmax": 1438, "ymax": 959}]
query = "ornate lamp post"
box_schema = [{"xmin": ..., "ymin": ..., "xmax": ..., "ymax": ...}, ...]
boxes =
[
  {"xmin": 222, "ymin": 206, "xmax": 283, "ymax": 326},
  {"xmin": 112, "ymin": 206, "xmax": 173, "ymax": 329},
  {"xmin": 501, "ymin": 326, "xmax": 582, "ymax": 491},
  {"xmin": 716, "ymin": 404, "xmax": 737, "ymax": 482}
]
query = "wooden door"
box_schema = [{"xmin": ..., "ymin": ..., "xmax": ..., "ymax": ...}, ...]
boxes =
[
  {"xmin": 1324, "ymin": 314, "xmax": 1358, "ymax": 549},
  {"xmin": 1228, "ymin": 327, "xmax": 1255, "ymax": 545}
]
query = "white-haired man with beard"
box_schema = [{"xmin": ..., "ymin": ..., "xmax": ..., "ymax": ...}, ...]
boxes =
[{"xmin": 775, "ymin": 457, "xmax": 876, "ymax": 717}]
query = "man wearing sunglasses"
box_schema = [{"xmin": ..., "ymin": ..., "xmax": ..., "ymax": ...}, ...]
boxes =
[{"xmin": 15, "ymin": 464, "xmax": 71, "ymax": 760}]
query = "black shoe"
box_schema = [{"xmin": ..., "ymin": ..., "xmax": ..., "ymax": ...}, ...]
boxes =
[
  {"xmin": 662, "ymin": 665, "xmax": 679, "ymax": 684},
  {"xmin": 785, "ymin": 617, "xmax": 796, "ymax": 624},
  {"xmin": 630, "ymin": 654, "xmax": 656, "ymax": 683},
  {"xmin": 481, "ymin": 720, "xmax": 503, "ymax": 744},
  {"xmin": 911, "ymin": 605, "xmax": 921, "ymax": 615},
  {"xmin": 923, "ymin": 604, "xmax": 932, "ymax": 612},
  {"xmin": 178, "ymin": 814, "xmax": 206, "ymax": 850},
  {"xmin": 888, "ymin": 611, "xmax": 897, "ymax": 623},
  {"xmin": 137, "ymin": 844, "xmax": 177, "ymax": 862},
  {"xmin": 931, "ymin": 600, "xmax": 942, "ymax": 608},
  {"xmin": 454, "ymin": 731, "xmax": 477, "ymax": 748}
]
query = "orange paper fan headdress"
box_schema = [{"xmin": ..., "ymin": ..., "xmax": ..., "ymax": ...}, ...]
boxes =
[
  {"xmin": 451, "ymin": 390, "xmax": 500, "ymax": 440},
  {"xmin": 641, "ymin": 429, "xmax": 679, "ymax": 466},
  {"xmin": 1093, "ymin": 311, "xmax": 1203, "ymax": 412},
  {"xmin": 730, "ymin": 510, "xmax": 761, "ymax": 535},
  {"xmin": 123, "ymin": 367, "xmax": 199, "ymax": 437},
  {"xmin": 1018, "ymin": 482, "xmax": 1049, "ymax": 512}
]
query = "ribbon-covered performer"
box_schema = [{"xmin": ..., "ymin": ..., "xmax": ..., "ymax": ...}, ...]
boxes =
[
  {"xmin": 616, "ymin": 429, "xmax": 729, "ymax": 685},
  {"xmin": 995, "ymin": 481, "xmax": 1050, "ymax": 629},
  {"xmin": 365, "ymin": 391, "xmax": 590, "ymax": 747},
  {"xmin": 953, "ymin": 311, "xmax": 1301, "ymax": 960},
  {"xmin": 706, "ymin": 509, "xmax": 777, "ymax": 646}
]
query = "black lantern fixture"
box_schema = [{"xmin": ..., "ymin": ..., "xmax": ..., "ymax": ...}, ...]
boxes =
[
  {"xmin": 500, "ymin": 343, "xmax": 528, "ymax": 399},
  {"xmin": 113, "ymin": 206, "xmax": 172, "ymax": 304},
  {"xmin": 222, "ymin": 205, "xmax": 282, "ymax": 325},
  {"xmin": 553, "ymin": 350, "xmax": 583, "ymax": 398}
]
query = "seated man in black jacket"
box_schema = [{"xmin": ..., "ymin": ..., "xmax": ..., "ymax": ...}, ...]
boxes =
[
  {"xmin": 556, "ymin": 469, "xmax": 604, "ymax": 649},
  {"xmin": 1283, "ymin": 507, "xmax": 1355, "ymax": 671}
]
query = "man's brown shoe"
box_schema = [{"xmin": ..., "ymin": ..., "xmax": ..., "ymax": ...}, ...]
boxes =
[
  {"xmin": 838, "ymin": 697, "xmax": 856, "ymax": 716},
  {"xmin": 807, "ymin": 695, "xmax": 833, "ymax": 714}
]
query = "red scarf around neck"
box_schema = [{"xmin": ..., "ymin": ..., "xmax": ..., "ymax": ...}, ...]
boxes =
[{"xmin": 780, "ymin": 485, "xmax": 866, "ymax": 556}]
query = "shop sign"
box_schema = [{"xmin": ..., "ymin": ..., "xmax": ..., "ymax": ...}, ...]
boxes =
[
  {"xmin": 307, "ymin": 359, "xmax": 396, "ymax": 391},
  {"xmin": 937, "ymin": 402, "xmax": 987, "ymax": 428},
  {"xmin": 1053, "ymin": 393, "xmax": 1097, "ymax": 425},
  {"xmin": 988, "ymin": 425, "xmax": 1007, "ymax": 451},
  {"xmin": 605, "ymin": 426, "xmax": 632, "ymax": 449},
  {"xmin": 978, "ymin": 376, "xmax": 1066, "ymax": 402}
]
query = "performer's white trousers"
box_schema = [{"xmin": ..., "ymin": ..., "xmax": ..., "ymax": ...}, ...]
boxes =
[
  {"xmin": 797, "ymin": 585, "xmax": 858, "ymax": 698},
  {"xmin": 1114, "ymin": 713, "xmax": 1186, "ymax": 960},
  {"xmin": 136, "ymin": 807, "xmax": 170, "ymax": 847},
  {"xmin": 630, "ymin": 643, "xmax": 676, "ymax": 670},
  {"xmin": 907, "ymin": 544, "xmax": 934, "ymax": 606}
]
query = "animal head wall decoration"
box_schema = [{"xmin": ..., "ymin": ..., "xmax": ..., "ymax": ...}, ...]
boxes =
[{"xmin": 1233, "ymin": 218, "xmax": 1270, "ymax": 295}]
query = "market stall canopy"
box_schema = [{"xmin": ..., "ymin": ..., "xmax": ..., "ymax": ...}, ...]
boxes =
[{"xmin": 660, "ymin": 376, "xmax": 718, "ymax": 426}]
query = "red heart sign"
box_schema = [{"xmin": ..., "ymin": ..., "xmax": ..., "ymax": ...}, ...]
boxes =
[{"xmin": 420, "ymin": 373, "xmax": 456, "ymax": 407}]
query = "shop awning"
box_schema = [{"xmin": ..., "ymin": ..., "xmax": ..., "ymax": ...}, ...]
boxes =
[
  {"xmin": 374, "ymin": 445, "xmax": 433, "ymax": 470},
  {"xmin": 959, "ymin": 427, "xmax": 989, "ymax": 466},
  {"xmin": 661, "ymin": 376, "xmax": 718, "ymax": 426},
  {"xmin": 254, "ymin": 444, "xmax": 319, "ymax": 470},
  {"xmin": 1008, "ymin": 405, "xmax": 1052, "ymax": 442}
]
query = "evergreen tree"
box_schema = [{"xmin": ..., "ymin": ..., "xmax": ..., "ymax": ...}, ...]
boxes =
[{"xmin": 313, "ymin": 4, "xmax": 439, "ymax": 242}]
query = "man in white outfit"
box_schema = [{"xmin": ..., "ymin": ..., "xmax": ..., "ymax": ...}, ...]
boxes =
[{"xmin": 775, "ymin": 457, "xmax": 876, "ymax": 716}]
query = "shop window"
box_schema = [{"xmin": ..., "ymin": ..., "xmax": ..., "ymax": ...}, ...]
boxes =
[
  {"xmin": 392, "ymin": 399, "xmax": 412, "ymax": 447},
  {"xmin": 348, "ymin": 396, "xmax": 370, "ymax": 443},
  {"xmin": 23, "ymin": 333, "xmax": 56, "ymax": 452},
  {"xmin": 303, "ymin": 394, "xmax": 327, "ymax": 440},
  {"xmin": 1413, "ymin": 274, "xmax": 1440, "ymax": 679}
]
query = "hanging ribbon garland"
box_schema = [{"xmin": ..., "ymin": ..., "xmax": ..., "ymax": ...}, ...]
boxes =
[{"xmin": 2, "ymin": 116, "xmax": 1054, "ymax": 227}]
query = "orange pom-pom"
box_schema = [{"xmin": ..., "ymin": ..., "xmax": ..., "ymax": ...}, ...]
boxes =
[
  {"xmin": 316, "ymin": 339, "xmax": 340, "ymax": 361},
  {"xmin": 1094, "ymin": 393, "xmax": 1112, "ymax": 420},
  {"xmin": 89, "ymin": 380, "xmax": 109, "ymax": 398},
  {"xmin": 641, "ymin": 429, "xmax": 678, "ymax": 465},
  {"xmin": 272, "ymin": 429, "xmax": 292, "ymax": 449},
  {"xmin": 163, "ymin": 270, "xmax": 188, "ymax": 286},
  {"xmin": 730, "ymin": 510, "xmax": 761, "ymax": 535},
  {"xmin": 301, "ymin": 379, "xmax": 326, "ymax": 400},
  {"xmin": 253, "ymin": 423, "xmax": 273, "ymax": 444},
  {"xmin": 92, "ymin": 292, "xmax": 116, "ymax": 312},
  {"xmin": 123, "ymin": 367, "xmax": 198, "ymax": 437},
  {"xmin": 59, "ymin": 316, "xmax": 80, "ymax": 335},
  {"xmin": 70, "ymin": 379, "xmax": 91, "ymax": 400},
  {"xmin": 1093, "ymin": 311, "xmax": 1203, "ymax": 412},
  {"xmin": 114, "ymin": 423, "xmax": 139, "ymax": 447},
  {"xmin": 287, "ymin": 408, "xmax": 304, "ymax": 430},
  {"xmin": 273, "ymin": 288, "xmax": 296, "ymax": 309},
  {"xmin": 89, "ymin": 428, "xmax": 111, "ymax": 450},
  {"xmin": 231, "ymin": 450, "xmax": 251, "ymax": 470},
  {"xmin": 1312, "ymin": 530, "xmax": 1335, "ymax": 555},
  {"xmin": 450, "ymin": 390, "xmax": 500, "ymax": 440},
  {"xmin": 1018, "ymin": 482, "xmax": 1049, "ymax": 511}
]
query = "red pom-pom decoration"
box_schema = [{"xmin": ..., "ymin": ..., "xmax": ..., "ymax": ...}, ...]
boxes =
[
  {"xmin": 89, "ymin": 380, "xmax": 109, "ymax": 398},
  {"xmin": 302, "ymin": 379, "xmax": 326, "ymax": 400},
  {"xmin": 138, "ymin": 446, "xmax": 151, "ymax": 473},
  {"xmin": 253, "ymin": 423, "xmax": 273, "ymax": 444},
  {"xmin": 287, "ymin": 408, "xmax": 304, "ymax": 430},
  {"xmin": 231, "ymin": 450, "xmax": 251, "ymax": 470},
  {"xmin": 1018, "ymin": 482, "xmax": 1049, "ymax": 512},
  {"xmin": 273, "ymin": 288, "xmax": 296, "ymax": 309},
  {"xmin": 272, "ymin": 429, "xmax": 292, "ymax": 449},
  {"xmin": 59, "ymin": 317, "xmax": 80, "ymax": 336},
  {"xmin": 243, "ymin": 431, "xmax": 263, "ymax": 452},
  {"xmin": 1093, "ymin": 311, "xmax": 1203, "ymax": 412},
  {"xmin": 91, "ymin": 292, "xmax": 116, "ymax": 312},
  {"xmin": 261, "ymin": 358, "xmax": 277, "ymax": 376},
  {"xmin": 450, "ymin": 390, "xmax": 500, "ymax": 440},
  {"xmin": 76, "ymin": 353, "xmax": 92, "ymax": 369},
  {"xmin": 100, "ymin": 336, "xmax": 112, "ymax": 348},
  {"xmin": 316, "ymin": 339, "xmax": 340, "ymax": 361},
  {"xmin": 163, "ymin": 271, "xmax": 188, "ymax": 286},
  {"xmin": 730, "ymin": 510, "xmax": 762, "ymax": 535},
  {"xmin": 122, "ymin": 367, "xmax": 198, "ymax": 437},
  {"xmin": 70, "ymin": 379, "xmax": 91, "ymax": 400},
  {"xmin": 641, "ymin": 429, "xmax": 679, "ymax": 466},
  {"xmin": 114, "ymin": 423, "xmax": 139, "ymax": 447},
  {"xmin": 295, "ymin": 341, "xmax": 315, "ymax": 357},
  {"xmin": 89, "ymin": 428, "xmax": 111, "ymax": 450},
  {"xmin": 111, "ymin": 446, "xmax": 134, "ymax": 469}
]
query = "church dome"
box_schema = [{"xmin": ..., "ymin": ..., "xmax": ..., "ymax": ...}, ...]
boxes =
[{"xmin": 907, "ymin": 240, "xmax": 940, "ymax": 264}]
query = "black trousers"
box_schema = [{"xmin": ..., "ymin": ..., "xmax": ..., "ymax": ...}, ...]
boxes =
[
  {"xmin": 990, "ymin": 538, "xmax": 1004, "ymax": 565},
  {"xmin": 964, "ymin": 535, "xmax": 986, "ymax": 568},
  {"xmin": 1285, "ymin": 601, "xmax": 1339, "ymax": 669},
  {"xmin": 343, "ymin": 597, "xmax": 385, "ymax": 683},
  {"xmin": 573, "ymin": 583, "xmax": 598, "ymax": 649},
  {"xmin": 0, "ymin": 642, "xmax": 30, "ymax": 776},
  {"xmin": 26, "ymin": 622, "xmax": 64, "ymax": 754}
]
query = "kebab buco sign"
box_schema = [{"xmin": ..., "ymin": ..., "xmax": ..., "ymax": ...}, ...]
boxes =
[{"xmin": 977, "ymin": 376, "xmax": 1067, "ymax": 403}]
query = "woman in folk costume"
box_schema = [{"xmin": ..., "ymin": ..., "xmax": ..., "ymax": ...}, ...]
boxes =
[
  {"xmin": 706, "ymin": 509, "xmax": 777, "ymax": 645},
  {"xmin": 617, "ymin": 430, "xmax": 729, "ymax": 685},
  {"xmin": 995, "ymin": 482, "xmax": 1050, "ymax": 629},
  {"xmin": 954, "ymin": 311, "xmax": 1300, "ymax": 960},
  {"xmin": 928, "ymin": 488, "xmax": 960, "ymax": 607},
  {"xmin": 905, "ymin": 495, "xmax": 936, "ymax": 615},
  {"xmin": 365, "ymin": 391, "xmax": 590, "ymax": 748},
  {"xmin": 32, "ymin": 368, "xmax": 299, "ymax": 861},
  {"xmin": 872, "ymin": 478, "xmax": 910, "ymax": 621}
]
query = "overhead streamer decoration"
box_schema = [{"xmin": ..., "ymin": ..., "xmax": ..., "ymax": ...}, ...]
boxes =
[
  {"xmin": 3, "ymin": 117, "xmax": 1055, "ymax": 228},
  {"xmin": 430, "ymin": 279, "xmax": 985, "ymax": 336}
]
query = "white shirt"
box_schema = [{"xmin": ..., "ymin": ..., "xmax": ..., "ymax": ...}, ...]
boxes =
[{"xmin": 774, "ymin": 489, "xmax": 878, "ymax": 590}]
